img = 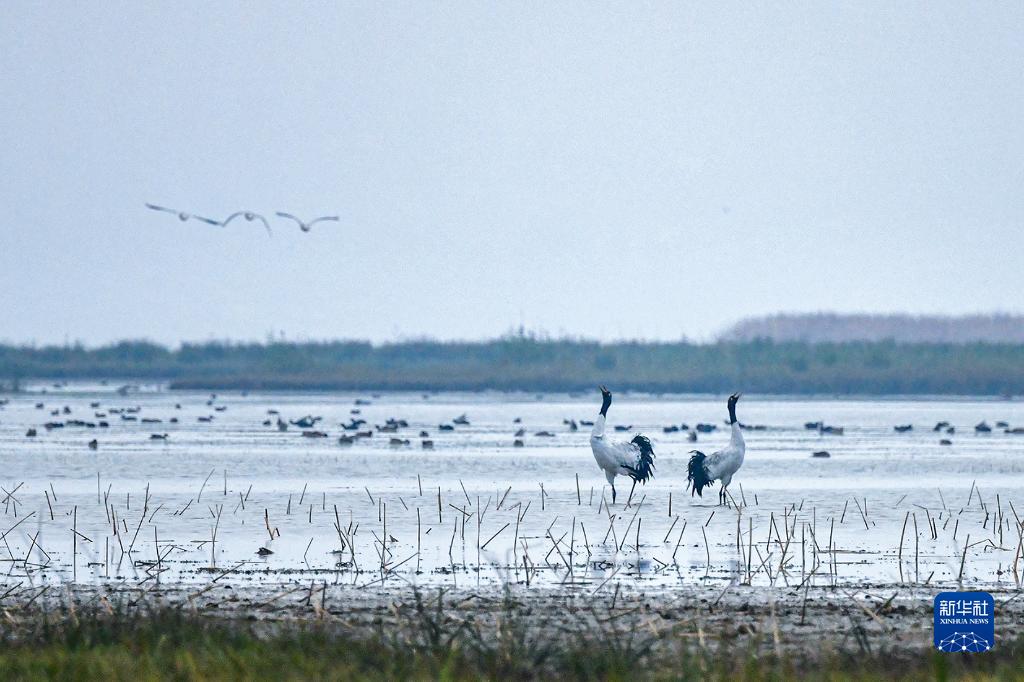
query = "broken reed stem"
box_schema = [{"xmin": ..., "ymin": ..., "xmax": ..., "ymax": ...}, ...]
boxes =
[
  {"xmin": 913, "ymin": 513, "xmax": 920, "ymax": 584},
  {"xmin": 958, "ymin": 534, "xmax": 970, "ymax": 583},
  {"xmin": 197, "ymin": 469, "xmax": 214, "ymax": 502},
  {"xmin": 748, "ymin": 517, "xmax": 754, "ymax": 583},
  {"xmin": 853, "ymin": 497, "xmax": 869, "ymax": 531},
  {"xmin": 663, "ymin": 516, "xmax": 679, "ymax": 543},
  {"xmin": 672, "ymin": 522, "xmax": 687, "ymax": 561},
  {"xmin": 702, "ymin": 525, "xmax": 710, "ymax": 569},
  {"xmin": 264, "ymin": 509, "xmax": 275, "ymax": 541},
  {"xmin": 513, "ymin": 511, "xmax": 520, "ymax": 564},
  {"xmin": 898, "ymin": 511, "xmax": 909, "ymax": 583},
  {"xmin": 481, "ymin": 523, "xmax": 508, "ymax": 550}
]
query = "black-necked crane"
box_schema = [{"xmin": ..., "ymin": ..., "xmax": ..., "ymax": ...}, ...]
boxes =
[
  {"xmin": 589, "ymin": 386, "xmax": 655, "ymax": 504},
  {"xmin": 221, "ymin": 211, "xmax": 272, "ymax": 236},
  {"xmin": 145, "ymin": 203, "xmax": 220, "ymax": 225},
  {"xmin": 275, "ymin": 212, "xmax": 340, "ymax": 232},
  {"xmin": 688, "ymin": 393, "xmax": 745, "ymax": 505}
]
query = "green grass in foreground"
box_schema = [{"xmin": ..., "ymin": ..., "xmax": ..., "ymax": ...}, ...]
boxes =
[{"xmin": 1, "ymin": 605, "xmax": 1023, "ymax": 681}]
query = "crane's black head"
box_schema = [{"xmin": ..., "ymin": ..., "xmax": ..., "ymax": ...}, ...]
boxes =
[
  {"xmin": 727, "ymin": 392, "xmax": 741, "ymax": 424},
  {"xmin": 598, "ymin": 385, "xmax": 612, "ymax": 416}
]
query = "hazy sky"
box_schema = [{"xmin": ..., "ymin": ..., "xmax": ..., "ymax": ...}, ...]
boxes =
[{"xmin": 1, "ymin": 2, "xmax": 1021, "ymax": 346}]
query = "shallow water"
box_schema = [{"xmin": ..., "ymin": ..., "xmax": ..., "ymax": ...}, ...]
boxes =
[{"xmin": 1, "ymin": 384, "xmax": 1023, "ymax": 592}]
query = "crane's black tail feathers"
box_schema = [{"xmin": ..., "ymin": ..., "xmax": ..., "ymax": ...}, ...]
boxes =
[
  {"xmin": 624, "ymin": 434, "xmax": 656, "ymax": 484},
  {"xmin": 687, "ymin": 450, "xmax": 715, "ymax": 497}
]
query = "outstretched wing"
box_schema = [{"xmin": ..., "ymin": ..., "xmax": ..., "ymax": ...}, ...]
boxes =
[
  {"xmin": 307, "ymin": 216, "xmax": 340, "ymax": 227},
  {"xmin": 145, "ymin": 203, "xmax": 177, "ymax": 214},
  {"xmin": 192, "ymin": 215, "xmax": 222, "ymax": 226},
  {"xmin": 275, "ymin": 212, "xmax": 304, "ymax": 228},
  {"xmin": 221, "ymin": 212, "xmax": 245, "ymax": 226}
]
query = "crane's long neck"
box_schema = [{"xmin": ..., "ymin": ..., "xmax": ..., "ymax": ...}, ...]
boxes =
[
  {"xmin": 730, "ymin": 421, "xmax": 744, "ymax": 448},
  {"xmin": 728, "ymin": 399, "xmax": 744, "ymax": 448},
  {"xmin": 593, "ymin": 393, "xmax": 611, "ymax": 440}
]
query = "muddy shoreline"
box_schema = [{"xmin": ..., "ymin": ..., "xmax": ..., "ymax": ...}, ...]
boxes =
[{"xmin": 5, "ymin": 580, "xmax": 1020, "ymax": 657}]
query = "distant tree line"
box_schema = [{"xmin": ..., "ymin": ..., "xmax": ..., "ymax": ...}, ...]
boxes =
[
  {"xmin": 2, "ymin": 337, "xmax": 1024, "ymax": 395},
  {"xmin": 721, "ymin": 313, "xmax": 1024, "ymax": 344}
]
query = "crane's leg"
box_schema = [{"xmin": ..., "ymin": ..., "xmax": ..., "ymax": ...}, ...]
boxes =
[
  {"xmin": 626, "ymin": 479, "xmax": 637, "ymax": 506},
  {"xmin": 611, "ymin": 482, "xmax": 617, "ymax": 505}
]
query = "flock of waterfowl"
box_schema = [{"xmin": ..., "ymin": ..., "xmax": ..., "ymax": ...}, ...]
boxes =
[
  {"xmin": 8, "ymin": 393, "xmax": 1022, "ymax": 459},
  {"xmin": 15, "ymin": 386, "xmax": 1023, "ymax": 518},
  {"xmin": 145, "ymin": 204, "xmax": 339, "ymax": 235},
  {"xmin": 19, "ymin": 397, "xmax": 202, "ymax": 448}
]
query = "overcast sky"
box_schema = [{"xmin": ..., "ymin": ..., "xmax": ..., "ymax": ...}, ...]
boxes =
[{"xmin": 1, "ymin": 2, "xmax": 1021, "ymax": 346}]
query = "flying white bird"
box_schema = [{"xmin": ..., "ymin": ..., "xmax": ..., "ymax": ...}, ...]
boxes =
[
  {"xmin": 688, "ymin": 393, "xmax": 745, "ymax": 505},
  {"xmin": 222, "ymin": 211, "xmax": 272, "ymax": 236},
  {"xmin": 589, "ymin": 385, "xmax": 655, "ymax": 504},
  {"xmin": 145, "ymin": 203, "xmax": 220, "ymax": 225},
  {"xmin": 275, "ymin": 212, "xmax": 340, "ymax": 232}
]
